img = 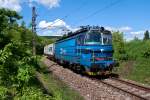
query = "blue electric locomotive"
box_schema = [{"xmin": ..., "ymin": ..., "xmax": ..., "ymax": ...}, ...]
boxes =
[{"xmin": 54, "ymin": 26, "xmax": 115, "ymax": 75}]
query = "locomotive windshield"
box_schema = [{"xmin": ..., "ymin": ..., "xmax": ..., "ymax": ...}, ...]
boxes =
[
  {"xmin": 84, "ymin": 32, "xmax": 102, "ymax": 45},
  {"xmin": 77, "ymin": 31, "xmax": 112, "ymax": 45},
  {"xmin": 84, "ymin": 31, "xmax": 112, "ymax": 45}
]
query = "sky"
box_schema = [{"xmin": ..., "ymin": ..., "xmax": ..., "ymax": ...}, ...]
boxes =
[{"xmin": 0, "ymin": 0, "xmax": 150, "ymax": 41}]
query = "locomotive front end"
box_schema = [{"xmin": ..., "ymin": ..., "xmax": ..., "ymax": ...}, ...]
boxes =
[
  {"xmin": 78, "ymin": 26, "xmax": 115, "ymax": 75},
  {"xmin": 90, "ymin": 48, "xmax": 114, "ymax": 75}
]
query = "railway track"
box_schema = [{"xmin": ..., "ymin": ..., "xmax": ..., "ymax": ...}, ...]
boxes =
[
  {"xmin": 44, "ymin": 58, "xmax": 150, "ymax": 100},
  {"xmin": 98, "ymin": 77, "xmax": 150, "ymax": 100}
]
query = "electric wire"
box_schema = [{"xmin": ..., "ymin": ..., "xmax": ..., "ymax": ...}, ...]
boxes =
[{"xmin": 73, "ymin": 0, "xmax": 121, "ymax": 26}]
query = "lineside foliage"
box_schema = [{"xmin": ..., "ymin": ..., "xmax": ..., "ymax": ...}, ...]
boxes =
[
  {"xmin": 112, "ymin": 31, "xmax": 150, "ymax": 85},
  {"xmin": 0, "ymin": 8, "xmax": 53, "ymax": 99}
]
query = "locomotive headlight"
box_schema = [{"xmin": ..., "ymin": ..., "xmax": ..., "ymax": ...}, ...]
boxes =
[{"xmin": 100, "ymin": 49, "xmax": 104, "ymax": 52}]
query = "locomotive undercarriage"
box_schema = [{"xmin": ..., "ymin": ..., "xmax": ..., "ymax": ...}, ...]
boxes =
[
  {"xmin": 86, "ymin": 64, "xmax": 113, "ymax": 75},
  {"xmin": 55, "ymin": 58, "xmax": 113, "ymax": 76}
]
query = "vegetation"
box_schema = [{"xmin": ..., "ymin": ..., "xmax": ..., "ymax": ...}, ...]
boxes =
[
  {"xmin": 0, "ymin": 8, "xmax": 54, "ymax": 99},
  {"xmin": 143, "ymin": 30, "xmax": 150, "ymax": 40},
  {"xmin": 112, "ymin": 31, "xmax": 127, "ymax": 60},
  {"xmin": 113, "ymin": 31, "xmax": 150, "ymax": 85}
]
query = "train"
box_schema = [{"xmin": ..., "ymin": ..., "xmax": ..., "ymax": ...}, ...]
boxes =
[{"xmin": 44, "ymin": 26, "xmax": 116, "ymax": 75}]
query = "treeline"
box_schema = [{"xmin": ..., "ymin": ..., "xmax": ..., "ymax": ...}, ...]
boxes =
[
  {"xmin": 112, "ymin": 30, "xmax": 150, "ymax": 61},
  {"xmin": 0, "ymin": 8, "xmax": 53, "ymax": 99}
]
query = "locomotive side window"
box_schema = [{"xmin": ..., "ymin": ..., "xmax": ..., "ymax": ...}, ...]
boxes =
[
  {"xmin": 77, "ymin": 34, "xmax": 85, "ymax": 45},
  {"xmin": 102, "ymin": 34, "xmax": 112, "ymax": 45}
]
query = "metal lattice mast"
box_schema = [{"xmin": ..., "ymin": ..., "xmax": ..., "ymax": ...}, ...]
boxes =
[{"xmin": 32, "ymin": 6, "xmax": 37, "ymax": 56}]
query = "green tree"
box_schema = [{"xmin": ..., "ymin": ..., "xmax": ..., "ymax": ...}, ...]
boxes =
[
  {"xmin": 0, "ymin": 8, "xmax": 22, "ymax": 49},
  {"xmin": 112, "ymin": 31, "xmax": 127, "ymax": 60},
  {"xmin": 143, "ymin": 30, "xmax": 149, "ymax": 40}
]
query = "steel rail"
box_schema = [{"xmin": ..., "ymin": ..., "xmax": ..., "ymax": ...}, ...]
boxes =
[
  {"xmin": 94, "ymin": 79, "xmax": 149, "ymax": 100},
  {"xmin": 111, "ymin": 78, "xmax": 150, "ymax": 92}
]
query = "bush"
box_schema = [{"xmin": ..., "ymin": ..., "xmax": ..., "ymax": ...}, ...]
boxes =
[
  {"xmin": 0, "ymin": 86, "xmax": 9, "ymax": 99},
  {"xmin": 14, "ymin": 87, "xmax": 53, "ymax": 100},
  {"xmin": 125, "ymin": 40, "xmax": 150, "ymax": 60}
]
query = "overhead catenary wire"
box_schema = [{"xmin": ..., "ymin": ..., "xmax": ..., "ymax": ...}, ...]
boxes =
[
  {"xmin": 29, "ymin": 0, "xmax": 122, "ymax": 33},
  {"xmin": 73, "ymin": 0, "xmax": 121, "ymax": 26},
  {"xmin": 63, "ymin": 0, "xmax": 88, "ymax": 19}
]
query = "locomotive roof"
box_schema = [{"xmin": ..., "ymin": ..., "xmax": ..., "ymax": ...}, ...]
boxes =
[{"xmin": 56, "ymin": 26, "xmax": 111, "ymax": 42}]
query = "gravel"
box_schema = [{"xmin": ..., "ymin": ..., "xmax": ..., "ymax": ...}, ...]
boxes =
[{"xmin": 43, "ymin": 58, "xmax": 139, "ymax": 100}]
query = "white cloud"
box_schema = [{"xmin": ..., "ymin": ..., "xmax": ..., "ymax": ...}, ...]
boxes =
[
  {"xmin": 105, "ymin": 26, "xmax": 132, "ymax": 32},
  {"xmin": 119, "ymin": 26, "xmax": 132, "ymax": 32},
  {"xmin": 0, "ymin": 0, "xmax": 61, "ymax": 12},
  {"xmin": 37, "ymin": 28, "xmax": 68, "ymax": 36},
  {"xmin": 124, "ymin": 31, "xmax": 145, "ymax": 41},
  {"xmin": 130, "ymin": 31, "xmax": 145, "ymax": 35},
  {"xmin": 38, "ymin": 19, "xmax": 81, "ymax": 36},
  {"xmin": 105, "ymin": 26, "xmax": 142, "ymax": 41},
  {"xmin": 38, "ymin": 19, "xmax": 75, "ymax": 36},
  {"xmin": 105, "ymin": 26, "xmax": 146, "ymax": 41},
  {"xmin": 38, "ymin": 20, "xmax": 53, "ymax": 29},
  {"xmin": 0, "ymin": 0, "xmax": 21, "ymax": 12},
  {"xmin": 53, "ymin": 19, "xmax": 70, "ymax": 29},
  {"xmin": 38, "ymin": 19, "xmax": 70, "ymax": 29},
  {"xmin": 29, "ymin": 0, "xmax": 60, "ymax": 8},
  {"xmin": 37, "ymin": 0, "xmax": 60, "ymax": 8}
]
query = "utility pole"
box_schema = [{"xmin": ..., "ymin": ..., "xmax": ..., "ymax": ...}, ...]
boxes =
[{"xmin": 32, "ymin": 6, "xmax": 37, "ymax": 56}]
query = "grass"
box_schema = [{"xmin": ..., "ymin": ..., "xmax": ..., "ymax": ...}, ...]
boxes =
[
  {"xmin": 115, "ymin": 58, "xmax": 150, "ymax": 86},
  {"xmin": 38, "ymin": 58, "xmax": 84, "ymax": 100},
  {"xmin": 127, "ymin": 58, "xmax": 150, "ymax": 85}
]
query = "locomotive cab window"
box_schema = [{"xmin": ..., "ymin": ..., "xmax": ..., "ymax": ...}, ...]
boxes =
[
  {"xmin": 84, "ymin": 32, "xmax": 102, "ymax": 45},
  {"xmin": 77, "ymin": 34, "xmax": 85, "ymax": 45}
]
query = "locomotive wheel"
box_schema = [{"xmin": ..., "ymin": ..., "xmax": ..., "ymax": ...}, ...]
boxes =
[
  {"xmin": 77, "ymin": 65, "xmax": 86, "ymax": 75},
  {"xmin": 68, "ymin": 64, "xmax": 73, "ymax": 70},
  {"xmin": 60, "ymin": 60, "xmax": 64, "ymax": 65},
  {"xmin": 75, "ymin": 65, "xmax": 81, "ymax": 74}
]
